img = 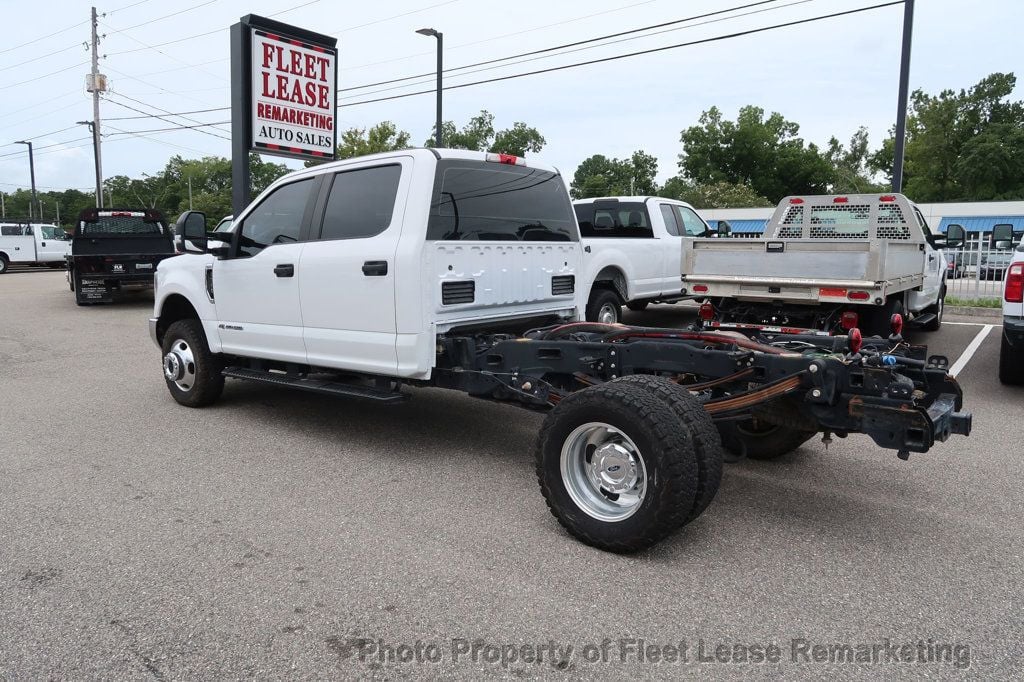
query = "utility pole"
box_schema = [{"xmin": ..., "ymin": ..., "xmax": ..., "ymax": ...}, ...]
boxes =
[
  {"xmin": 188, "ymin": 175, "xmax": 193, "ymax": 210},
  {"xmin": 88, "ymin": 6, "xmax": 105, "ymax": 208},
  {"xmin": 14, "ymin": 141, "xmax": 38, "ymax": 219},
  {"xmin": 56, "ymin": 201, "xmax": 60, "ymax": 226},
  {"xmin": 1, "ymin": 192, "xmax": 4, "ymax": 219},
  {"xmin": 891, "ymin": 0, "xmax": 915, "ymax": 192}
]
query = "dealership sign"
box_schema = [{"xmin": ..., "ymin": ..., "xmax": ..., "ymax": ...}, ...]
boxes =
[{"xmin": 231, "ymin": 15, "xmax": 338, "ymax": 164}]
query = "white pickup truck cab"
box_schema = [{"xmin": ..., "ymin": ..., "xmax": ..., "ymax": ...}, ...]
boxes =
[
  {"xmin": 573, "ymin": 196, "xmax": 721, "ymax": 323},
  {"xmin": 148, "ymin": 150, "xmax": 973, "ymax": 553},
  {"xmin": 992, "ymin": 224, "xmax": 1024, "ymax": 384},
  {"xmin": 0, "ymin": 222, "xmax": 70, "ymax": 273}
]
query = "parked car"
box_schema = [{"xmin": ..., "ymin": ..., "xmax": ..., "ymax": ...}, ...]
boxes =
[
  {"xmin": 67, "ymin": 208, "xmax": 176, "ymax": 305},
  {"xmin": 573, "ymin": 196, "xmax": 726, "ymax": 323},
  {"xmin": 0, "ymin": 222, "xmax": 70, "ymax": 273},
  {"xmin": 149, "ymin": 149, "xmax": 972, "ymax": 553},
  {"xmin": 681, "ymin": 194, "xmax": 961, "ymax": 336},
  {"xmin": 980, "ymin": 250, "xmax": 1014, "ymax": 281},
  {"xmin": 946, "ymin": 252, "xmax": 965, "ymax": 279}
]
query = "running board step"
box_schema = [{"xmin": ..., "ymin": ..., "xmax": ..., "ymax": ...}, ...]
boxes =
[
  {"xmin": 222, "ymin": 367, "xmax": 407, "ymax": 404},
  {"xmin": 908, "ymin": 313, "xmax": 936, "ymax": 327}
]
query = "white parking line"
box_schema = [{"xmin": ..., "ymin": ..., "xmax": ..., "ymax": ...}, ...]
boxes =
[
  {"xmin": 944, "ymin": 321, "xmax": 1002, "ymax": 327},
  {"xmin": 949, "ymin": 325, "xmax": 995, "ymax": 377}
]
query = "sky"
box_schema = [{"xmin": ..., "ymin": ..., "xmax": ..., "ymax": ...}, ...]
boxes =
[{"xmin": 0, "ymin": 0, "xmax": 1020, "ymax": 203}]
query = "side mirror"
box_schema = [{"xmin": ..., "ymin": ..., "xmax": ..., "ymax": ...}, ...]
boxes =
[
  {"xmin": 944, "ymin": 223, "xmax": 965, "ymax": 249},
  {"xmin": 992, "ymin": 223, "xmax": 1014, "ymax": 250},
  {"xmin": 716, "ymin": 220, "xmax": 732, "ymax": 238},
  {"xmin": 175, "ymin": 210, "xmax": 208, "ymax": 253}
]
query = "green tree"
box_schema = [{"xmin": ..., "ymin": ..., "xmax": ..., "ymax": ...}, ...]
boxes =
[
  {"xmin": 306, "ymin": 121, "xmax": 411, "ymax": 166},
  {"xmin": 658, "ymin": 178, "xmax": 771, "ymax": 208},
  {"xmin": 570, "ymin": 151, "xmax": 659, "ymax": 199},
  {"xmin": 826, "ymin": 127, "xmax": 887, "ymax": 194},
  {"xmin": 425, "ymin": 110, "xmax": 546, "ymax": 155},
  {"xmin": 874, "ymin": 72, "xmax": 1024, "ymax": 200},
  {"xmin": 679, "ymin": 105, "xmax": 833, "ymax": 203}
]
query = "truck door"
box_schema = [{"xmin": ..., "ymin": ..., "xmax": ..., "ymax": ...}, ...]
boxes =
[
  {"xmin": 213, "ymin": 177, "xmax": 319, "ymax": 363},
  {"xmin": 913, "ymin": 206, "xmax": 943, "ymax": 306},
  {"xmin": 34, "ymin": 225, "xmax": 70, "ymax": 263},
  {"xmin": 298, "ymin": 159, "xmax": 409, "ymax": 375},
  {"xmin": 656, "ymin": 203, "xmax": 684, "ymax": 294}
]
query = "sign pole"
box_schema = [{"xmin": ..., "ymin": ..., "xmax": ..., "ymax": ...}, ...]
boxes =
[
  {"xmin": 230, "ymin": 21, "xmax": 252, "ymax": 219},
  {"xmin": 891, "ymin": 0, "xmax": 915, "ymax": 193}
]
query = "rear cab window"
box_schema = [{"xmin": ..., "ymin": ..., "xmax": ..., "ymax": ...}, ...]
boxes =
[
  {"xmin": 319, "ymin": 165, "xmax": 402, "ymax": 240},
  {"xmin": 574, "ymin": 201, "xmax": 653, "ymax": 238},
  {"xmin": 427, "ymin": 160, "xmax": 577, "ymax": 242}
]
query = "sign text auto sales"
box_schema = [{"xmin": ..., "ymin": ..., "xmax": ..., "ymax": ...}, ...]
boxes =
[{"xmin": 250, "ymin": 29, "xmax": 337, "ymax": 159}]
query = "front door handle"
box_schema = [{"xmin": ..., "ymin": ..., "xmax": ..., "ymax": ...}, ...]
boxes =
[
  {"xmin": 362, "ymin": 260, "xmax": 388, "ymax": 276},
  {"xmin": 274, "ymin": 263, "xmax": 294, "ymax": 277}
]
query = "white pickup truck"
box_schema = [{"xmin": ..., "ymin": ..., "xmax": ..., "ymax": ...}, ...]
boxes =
[
  {"xmin": 991, "ymin": 224, "xmax": 1024, "ymax": 384},
  {"xmin": 573, "ymin": 196, "xmax": 724, "ymax": 323},
  {"xmin": 681, "ymin": 193, "xmax": 961, "ymax": 336},
  {"xmin": 0, "ymin": 222, "xmax": 70, "ymax": 273},
  {"xmin": 150, "ymin": 149, "xmax": 971, "ymax": 552}
]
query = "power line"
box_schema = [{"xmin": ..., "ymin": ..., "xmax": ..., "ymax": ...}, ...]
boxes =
[
  {"xmin": 0, "ymin": 42, "xmax": 84, "ymax": 73},
  {"xmin": 99, "ymin": 19, "xmax": 228, "ymax": 83},
  {"xmin": 110, "ymin": 0, "xmax": 219, "ymax": 34},
  {"xmin": 331, "ymin": 0, "xmax": 460, "ymax": 33},
  {"xmin": 0, "ymin": 137, "xmax": 93, "ymax": 160},
  {"xmin": 341, "ymin": 0, "xmax": 816, "ymax": 101},
  {"xmin": 340, "ymin": 1, "xmax": 903, "ymax": 108},
  {"xmin": 103, "ymin": 124, "xmax": 214, "ymax": 155},
  {"xmin": 104, "ymin": 94, "xmax": 232, "ymax": 141},
  {"xmin": 105, "ymin": 106, "xmax": 229, "ymax": 121},
  {"xmin": 106, "ymin": 121, "xmax": 231, "ymax": 135},
  {"xmin": 340, "ymin": 0, "xmax": 782, "ymax": 93},
  {"xmin": 0, "ymin": 61, "xmax": 89, "ymax": 91},
  {"xmin": 0, "ymin": 20, "xmax": 87, "ymax": 56}
]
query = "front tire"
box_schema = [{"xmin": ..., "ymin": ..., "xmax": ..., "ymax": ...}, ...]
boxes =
[
  {"xmin": 161, "ymin": 319, "xmax": 224, "ymax": 407},
  {"xmin": 535, "ymin": 381, "xmax": 700, "ymax": 552},
  {"xmin": 586, "ymin": 288, "xmax": 622, "ymax": 324},
  {"xmin": 999, "ymin": 332, "xmax": 1024, "ymax": 385},
  {"xmin": 0, "ymin": 255, "xmax": 8, "ymax": 274},
  {"xmin": 922, "ymin": 285, "xmax": 945, "ymax": 332}
]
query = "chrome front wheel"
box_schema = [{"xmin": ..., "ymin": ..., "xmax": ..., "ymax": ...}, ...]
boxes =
[{"xmin": 163, "ymin": 338, "xmax": 197, "ymax": 392}]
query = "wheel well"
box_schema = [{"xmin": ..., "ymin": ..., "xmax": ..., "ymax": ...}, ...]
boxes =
[
  {"xmin": 156, "ymin": 294, "xmax": 200, "ymax": 345},
  {"xmin": 591, "ymin": 266, "xmax": 628, "ymax": 302},
  {"xmin": 0, "ymin": 251, "xmax": 9, "ymax": 262}
]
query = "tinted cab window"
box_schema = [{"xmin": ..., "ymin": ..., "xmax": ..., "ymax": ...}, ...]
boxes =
[
  {"xmin": 237, "ymin": 178, "xmax": 315, "ymax": 257},
  {"xmin": 574, "ymin": 202, "xmax": 653, "ymax": 238},
  {"xmin": 427, "ymin": 161, "xmax": 576, "ymax": 241},
  {"xmin": 673, "ymin": 205, "xmax": 709, "ymax": 236},
  {"xmin": 319, "ymin": 165, "xmax": 401, "ymax": 240}
]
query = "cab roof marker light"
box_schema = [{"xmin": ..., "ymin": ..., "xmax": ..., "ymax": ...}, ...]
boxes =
[
  {"xmin": 485, "ymin": 152, "xmax": 525, "ymax": 166},
  {"xmin": 833, "ymin": 196, "xmax": 849, "ymax": 203},
  {"xmin": 879, "ymin": 195, "xmax": 896, "ymax": 202},
  {"xmin": 789, "ymin": 198, "xmax": 804, "ymax": 204}
]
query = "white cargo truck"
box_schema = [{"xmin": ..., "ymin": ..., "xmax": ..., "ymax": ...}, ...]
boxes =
[
  {"xmin": 991, "ymin": 224, "xmax": 1024, "ymax": 384},
  {"xmin": 681, "ymin": 194, "xmax": 962, "ymax": 336},
  {"xmin": 0, "ymin": 222, "xmax": 70, "ymax": 273}
]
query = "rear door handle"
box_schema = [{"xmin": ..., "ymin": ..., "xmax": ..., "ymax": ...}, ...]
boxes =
[
  {"xmin": 362, "ymin": 260, "xmax": 388, "ymax": 276},
  {"xmin": 274, "ymin": 263, "xmax": 294, "ymax": 277}
]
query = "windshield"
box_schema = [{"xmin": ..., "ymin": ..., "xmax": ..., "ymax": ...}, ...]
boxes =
[{"xmin": 426, "ymin": 161, "xmax": 577, "ymax": 242}]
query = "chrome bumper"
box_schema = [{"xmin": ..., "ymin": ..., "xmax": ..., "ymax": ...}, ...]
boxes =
[{"xmin": 148, "ymin": 317, "xmax": 160, "ymax": 348}]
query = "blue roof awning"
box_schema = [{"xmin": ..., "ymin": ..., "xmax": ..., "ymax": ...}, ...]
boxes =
[
  {"xmin": 938, "ymin": 216, "xmax": 1024, "ymax": 233},
  {"xmin": 710, "ymin": 219, "xmax": 767, "ymax": 234}
]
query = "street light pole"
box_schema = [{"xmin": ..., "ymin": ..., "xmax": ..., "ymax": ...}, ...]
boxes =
[
  {"xmin": 14, "ymin": 141, "xmax": 38, "ymax": 220},
  {"xmin": 891, "ymin": 0, "xmax": 915, "ymax": 192},
  {"xmin": 416, "ymin": 28, "xmax": 443, "ymax": 147}
]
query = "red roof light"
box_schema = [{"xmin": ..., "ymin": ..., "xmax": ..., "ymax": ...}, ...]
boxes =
[
  {"xmin": 833, "ymin": 196, "xmax": 849, "ymax": 203},
  {"xmin": 879, "ymin": 195, "xmax": 896, "ymax": 202},
  {"xmin": 789, "ymin": 198, "xmax": 804, "ymax": 204}
]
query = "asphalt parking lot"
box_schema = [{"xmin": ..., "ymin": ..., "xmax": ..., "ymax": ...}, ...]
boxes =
[{"xmin": 2, "ymin": 269, "xmax": 1020, "ymax": 678}]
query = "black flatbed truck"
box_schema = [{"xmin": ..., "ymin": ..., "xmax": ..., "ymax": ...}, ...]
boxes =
[{"xmin": 67, "ymin": 208, "xmax": 176, "ymax": 305}]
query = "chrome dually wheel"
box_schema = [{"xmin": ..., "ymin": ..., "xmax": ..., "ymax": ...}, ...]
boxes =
[{"xmin": 560, "ymin": 422, "xmax": 646, "ymax": 522}]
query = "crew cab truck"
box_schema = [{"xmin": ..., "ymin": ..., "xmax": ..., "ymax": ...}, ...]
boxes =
[
  {"xmin": 573, "ymin": 196, "xmax": 725, "ymax": 323},
  {"xmin": 67, "ymin": 208, "xmax": 176, "ymax": 305},
  {"xmin": 0, "ymin": 222, "xmax": 70, "ymax": 273},
  {"xmin": 151, "ymin": 149, "xmax": 971, "ymax": 553},
  {"xmin": 681, "ymin": 194, "xmax": 962, "ymax": 336},
  {"xmin": 992, "ymin": 224, "xmax": 1024, "ymax": 384}
]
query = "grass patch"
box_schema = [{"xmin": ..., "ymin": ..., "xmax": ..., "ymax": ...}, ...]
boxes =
[{"xmin": 946, "ymin": 296, "xmax": 1002, "ymax": 308}]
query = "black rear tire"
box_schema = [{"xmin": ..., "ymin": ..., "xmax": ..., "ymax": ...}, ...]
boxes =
[
  {"xmin": 535, "ymin": 381, "xmax": 699, "ymax": 553},
  {"xmin": 0, "ymin": 255, "xmax": 8, "ymax": 274},
  {"xmin": 586, "ymin": 288, "xmax": 622, "ymax": 324},
  {"xmin": 161, "ymin": 319, "xmax": 225, "ymax": 407},
  {"xmin": 717, "ymin": 419, "xmax": 816, "ymax": 461},
  {"xmin": 611, "ymin": 375, "xmax": 722, "ymax": 521},
  {"xmin": 999, "ymin": 332, "xmax": 1024, "ymax": 385}
]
